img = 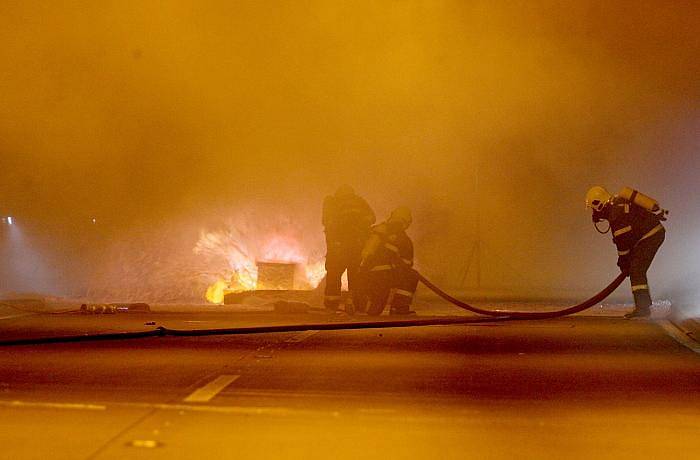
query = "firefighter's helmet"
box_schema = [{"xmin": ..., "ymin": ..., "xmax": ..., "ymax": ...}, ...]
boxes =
[
  {"xmin": 334, "ymin": 184, "xmax": 355, "ymax": 198},
  {"xmin": 585, "ymin": 186, "xmax": 612, "ymax": 212},
  {"xmin": 389, "ymin": 206, "xmax": 412, "ymax": 229}
]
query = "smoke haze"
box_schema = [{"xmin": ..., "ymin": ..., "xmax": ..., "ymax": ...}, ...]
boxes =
[{"xmin": 1, "ymin": 1, "xmax": 698, "ymax": 313}]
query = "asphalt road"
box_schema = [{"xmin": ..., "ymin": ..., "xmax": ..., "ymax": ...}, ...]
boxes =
[{"xmin": 0, "ymin": 309, "xmax": 698, "ymax": 460}]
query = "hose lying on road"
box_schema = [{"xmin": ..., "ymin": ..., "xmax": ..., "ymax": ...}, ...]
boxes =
[
  {"xmin": 0, "ymin": 316, "xmax": 508, "ymax": 347},
  {"xmin": 416, "ymin": 271, "xmax": 628, "ymax": 319},
  {"xmin": 0, "ymin": 271, "xmax": 628, "ymax": 346}
]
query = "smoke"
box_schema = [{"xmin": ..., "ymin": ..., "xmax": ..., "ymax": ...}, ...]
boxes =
[{"xmin": 1, "ymin": 2, "xmax": 699, "ymax": 314}]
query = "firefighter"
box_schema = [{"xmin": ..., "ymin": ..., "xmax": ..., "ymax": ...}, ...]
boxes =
[
  {"xmin": 585, "ymin": 186, "xmax": 667, "ymax": 319},
  {"xmin": 322, "ymin": 185, "xmax": 376, "ymax": 312},
  {"xmin": 359, "ymin": 206, "xmax": 419, "ymax": 316}
]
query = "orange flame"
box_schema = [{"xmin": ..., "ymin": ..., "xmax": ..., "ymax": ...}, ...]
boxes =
[{"xmin": 194, "ymin": 222, "xmax": 325, "ymax": 304}]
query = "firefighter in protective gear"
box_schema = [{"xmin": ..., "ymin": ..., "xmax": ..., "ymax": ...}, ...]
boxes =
[
  {"xmin": 585, "ymin": 186, "xmax": 666, "ymax": 319},
  {"xmin": 322, "ymin": 185, "xmax": 376, "ymax": 311},
  {"xmin": 359, "ymin": 206, "xmax": 419, "ymax": 316}
]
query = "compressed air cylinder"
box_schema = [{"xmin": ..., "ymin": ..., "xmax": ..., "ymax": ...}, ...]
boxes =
[{"xmin": 618, "ymin": 186, "xmax": 660, "ymax": 212}]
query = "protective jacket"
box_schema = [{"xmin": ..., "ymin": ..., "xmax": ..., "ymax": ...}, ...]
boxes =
[
  {"xmin": 362, "ymin": 221, "xmax": 413, "ymax": 271},
  {"xmin": 322, "ymin": 194, "xmax": 375, "ymax": 243},
  {"xmin": 604, "ymin": 196, "xmax": 665, "ymax": 268}
]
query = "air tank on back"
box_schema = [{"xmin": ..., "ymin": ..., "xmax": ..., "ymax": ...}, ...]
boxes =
[{"xmin": 618, "ymin": 186, "xmax": 660, "ymax": 212}]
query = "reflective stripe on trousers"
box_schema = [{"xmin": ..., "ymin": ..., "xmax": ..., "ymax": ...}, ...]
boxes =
[
  {"xmin": 639, "ymin": 224, "xmax": 664, "ymax": 242},
  {"xmin": 385, "ymin": 288, "xmax": 414, "ymax": 310}
]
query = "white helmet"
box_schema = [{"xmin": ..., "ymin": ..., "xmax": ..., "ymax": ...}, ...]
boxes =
[{"xmin": 585, "ymin": 186, "xmax": 612, "ymax": 212}]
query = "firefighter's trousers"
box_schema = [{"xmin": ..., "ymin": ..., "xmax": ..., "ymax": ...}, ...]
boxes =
[
  {"xmin": 364, "ymin": 266, "xmax": 419, "ymax": 316},
  {"xmin": 629, "ymin": 229, "xmax": 665, "ymax": 311},
  {"xmin": 324, "ymin": 239, "xmax": 363, "ymax": 309}
]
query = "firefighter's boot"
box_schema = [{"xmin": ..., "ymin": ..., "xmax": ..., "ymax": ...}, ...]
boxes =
[
  {"xmin": 344, "ymin": 298, "xmax": 355, "ymax": 316},
  {"xmin": 324, "ymin": 296, "xmax": 341, "ymax": 311},
  {"xmin": 388, "ymin": 288, "xmax": 416, "ymax": 315},
  {"xmin": 625, "ymin": 287, "xmax": 652, "ymax": 319}
]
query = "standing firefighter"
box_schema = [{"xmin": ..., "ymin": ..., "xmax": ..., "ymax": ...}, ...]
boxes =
[
  {"xmin": 585, "ymin": 186, "xmax": 668, "ymax": 319},
  {"xmin": 359, "ymin": 207, "xmax": 419, "ymax": 316},
  {"xmin": 322, "ymin": 185, "xmax": 376, "ymax": 312}
]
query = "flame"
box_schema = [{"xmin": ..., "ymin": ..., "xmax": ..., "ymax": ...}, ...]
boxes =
[
  {"xmin": 260, "ymin": 235, "xmax": 305, "ymax": 263},
  {"xmin": 231, "ymin": 268, "xmax": 258, "ymax": 292},
  {"xmin": 194, "ymin": 220, "xmax": 326, "ymax": 303},
  {"xmin": 205, "ymin": 279, "xmax": 229, "ymax": 304},
  {"xmin": 304, "ymin": 260, "xmax": 327, "ymax": 290}
]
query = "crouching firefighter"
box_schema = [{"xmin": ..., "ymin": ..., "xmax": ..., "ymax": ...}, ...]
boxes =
[
  {"xmin": 322, "ymin": 185, "xmax": 376, "ymax": 312},
  {"xmin": 585, "ymin": 186, "xmax": 668, "ymax": 319},
  {"xmin": 358, "ymin": 207, "xmax": 419, "ymax": 316}
]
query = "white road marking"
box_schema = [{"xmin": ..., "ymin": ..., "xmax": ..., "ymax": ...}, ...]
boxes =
[
  {"xmin": 131, "ymin": 402, "xmax": 297, "ymax": 415},
  {"xmin": 0, "ymin": 399, "xmax": 317, "ymax": 416},
  {"xmin": 285, "ymin": 330, "xmax": 319, "ymax": 343},
  {"xmin": 127, "ymin": 440, "xmax": 162, "ymax": 449},
  {"xmin": 0, "ymin": 400, "xmax": 106, "ymax": 410},
  {"xmin": 183, "ymin": 375, "xmax": 240, "ymax": 403},
  {"xmin": 657, "ymin": 320, "xmax": 700, "ymax": 354}
]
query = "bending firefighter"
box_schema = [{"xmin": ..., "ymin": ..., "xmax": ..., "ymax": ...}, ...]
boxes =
[
  {"xmin": 585, "ymin": 186, "xmax": 668, "ymax": 319},
  {"xmin": 358, "ymin": 207, "xmax": 418, "ymax": 316},
  {"xmin": 322, "ymin": 185, "xmax": 376, "ymax": 312}
]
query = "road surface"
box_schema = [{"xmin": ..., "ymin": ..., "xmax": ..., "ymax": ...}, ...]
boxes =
[{"xmin": 0, "ymin": 307, "xmax": 698, "ymax": 459}]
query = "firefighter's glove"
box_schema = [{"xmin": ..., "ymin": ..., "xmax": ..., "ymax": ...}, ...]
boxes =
[{"xmin": 617, "ymin": 255, "xmax": 631, "ymax": 272}]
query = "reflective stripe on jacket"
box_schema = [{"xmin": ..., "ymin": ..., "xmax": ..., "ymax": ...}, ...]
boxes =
[{"xmin": 609, "ymin": 196, "xmax": 664, "ymax": 253}]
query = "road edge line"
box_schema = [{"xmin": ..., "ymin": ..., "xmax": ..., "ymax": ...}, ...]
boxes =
[{"xmin": 657, "ymin": 320, "xmax": 700, "ymax": 354}]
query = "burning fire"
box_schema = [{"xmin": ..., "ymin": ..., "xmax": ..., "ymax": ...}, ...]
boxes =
[
  {"xmin": 205, "ymin": 279, "xmax": 230, "ymax": 305},
  {"xmin": 194, "ymin": 221, "xmax": 326, "ymax": 304}
]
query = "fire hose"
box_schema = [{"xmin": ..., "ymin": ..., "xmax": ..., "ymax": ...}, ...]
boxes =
[
  {"xmin": 0, "ymin": 270, "xmax": 628, "ymax": 346},
  {"xmin": 416, "ymin": 270, "xmax": 629, "ymax": 319},
  {"xmin": 0, "ymin": 316, "xmax": 506, "ymax": 346}
]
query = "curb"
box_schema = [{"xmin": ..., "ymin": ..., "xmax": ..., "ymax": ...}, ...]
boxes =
[{"xmin": 658, "ymin": 319, "xmax": 700, "ymax": 354}]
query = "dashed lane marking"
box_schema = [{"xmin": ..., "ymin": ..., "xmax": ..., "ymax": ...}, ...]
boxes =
[
  {"xmin": 657, "ymin": 320, "xmax": 700, "ymax": 354},
  {"xmin": 183, "ymin": 375, "xmax": 240, "ymax": 403},
  {"xmin": 284, "ymin": 330, "xmax": 319, "ymax": 343}
]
